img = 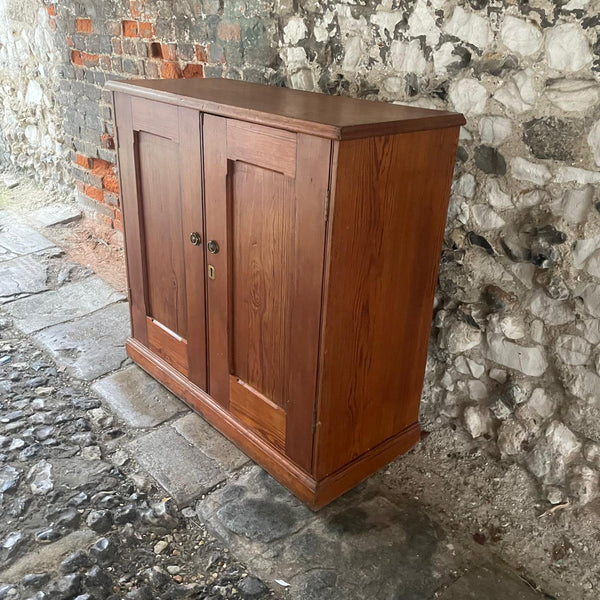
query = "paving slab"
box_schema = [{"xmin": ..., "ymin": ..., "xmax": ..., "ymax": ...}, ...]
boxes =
[
  {"xmin": 172, "ymin": 412, "xmax": 250, "ymax": 472},
  {"xmin": 126, "ymin": 425, "xmax": 226, "ymax": 506},
  {"xmin": 437, "ymin": 564, "xmax": 544, "ymax": 599},
  {"xmin": 198, "ymin": 468, "xmax": 547, "ymax": 600},
  {"xmin": 27, "ymin": 202, "xmax": 82, "ymax": 228},
  {"xmin": 33, "ymin": 302, "xmax": 130, "ymax": 380},
  {"xmin": 0, "ymin": 221, "xmax": 55, "ymax": 255},
  {"xmin": 197, "ymin": 467, "xmax": 466, "ymax": 600},
  {"xmin": 92, "ymin": 365, "xmax": 189, "ymax": 428},
  {"xmin": 0, "ymin": 254, "xmax": 49, "ymax": 303},
  {"xmin": 4, "ymin": 276, "xmax": 125, "ymax": 333}
]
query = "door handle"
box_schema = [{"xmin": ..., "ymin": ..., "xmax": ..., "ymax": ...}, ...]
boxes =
[
  {"xmin": 190, "ymin": 232, "xmax": 202, "ymax": 246},
  {"xmin": 207, "ymin": 240, "xmax": 220, "ymax": 254}
]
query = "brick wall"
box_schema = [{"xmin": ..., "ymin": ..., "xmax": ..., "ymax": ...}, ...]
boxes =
[{"xmin": 52, "ymin": 0, "xmax": 264, "ymax": 233}]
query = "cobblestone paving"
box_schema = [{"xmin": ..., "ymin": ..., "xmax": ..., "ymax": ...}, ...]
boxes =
[
  {"xmin": 0, "ymin": 206, "xmax": 549, "ymax": 600},
  {"xmin": 0, "ymin": 218, "xmax": 274, "ymax": 600}
]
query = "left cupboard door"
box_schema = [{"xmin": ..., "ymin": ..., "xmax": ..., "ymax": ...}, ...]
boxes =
[{"xmin": 114, "ymin": 94, "xmax": 207, "ymax": 390}]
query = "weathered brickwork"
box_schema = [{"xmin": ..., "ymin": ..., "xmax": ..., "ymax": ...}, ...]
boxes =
[{"xmin": 1, "ymin": 0, "xmax": 600, "ymax": 508}]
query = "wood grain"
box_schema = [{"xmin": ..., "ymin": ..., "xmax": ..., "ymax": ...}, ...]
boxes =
[
  {"xmin": 314, "ymin": 127, "xmax": 461, "ymax": 479},
  {"xmin": 116, "ymin": 94, "xmax": 207, "ymax": 388},
  {"xmin": 131, "ymin": 96, "xmax": 179, "ymax": 141},
  {"xmin": 227, "ymin": 120, "xmax": 296, "ymax": 177},
  {"xmin": 137, "ymin": 130, "xmax": 187, "ymax": 336},
  {"xmin": 230, "ymin": 161, "xmax": 290, "ymax": 406},
  {"xmin": 204, "ymin": 120, "xmax": 329, "ymax": 471},
  {"xmin": 146, "ymin": 317, "xmax": 189, "ymax": 377},
  {"xmin": 284, "ymin": 133, "xmax": 330, "ymax": 471},
  {"xmin": 113, "ymin": 92, "xmax": 148, "ymax": 346},
  {"xmin": 203, "ymin": 115, "xmax": 230, "ymax": 407},
  {"xmin": 108, "ymin": 78, "xmax": 466, "ymax": 141},
  {"xmin": 179, "ymin": 107, "xmax": 207, "ymax": 390},
  {"xmin": 229, "ymin": 376, "xmax": 286, "ymax": 451}
]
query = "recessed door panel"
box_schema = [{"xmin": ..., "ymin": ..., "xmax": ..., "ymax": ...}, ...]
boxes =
[
  {"xmin": 231, "ymin": 161, "xmax": 291, "ymax": 406},
  {"xmin": 137, "ymin": 132, "xmax": 187, "ymax": 337},
  {"xmin": 203, "ymin": 115, "xmax": 330, "ymax": 470}
]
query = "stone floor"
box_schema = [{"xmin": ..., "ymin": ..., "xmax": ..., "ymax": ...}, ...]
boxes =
[{"xmin": 0, "ymin": 204, "xmax": 550, "ymax": 599}]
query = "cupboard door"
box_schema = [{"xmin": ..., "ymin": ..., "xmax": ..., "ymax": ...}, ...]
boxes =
[
  {"xmin": 203, "ymin": 116, "xmax": 330, "ymax": 470},
  {"xmin": 114, "ymin": 95, "xmax": 207, "ymax": 390}
]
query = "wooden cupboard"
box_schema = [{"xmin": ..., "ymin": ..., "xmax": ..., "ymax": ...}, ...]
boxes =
[{"xmin": 108, "ymin": 78, "xmax": 465, "ymax": 509}]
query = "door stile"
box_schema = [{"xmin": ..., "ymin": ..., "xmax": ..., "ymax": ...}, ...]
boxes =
[
  {"xmin": 179, "ymin": 107, "xmax": 208, "ymax": 390},
  {"xmin": 283, "ymin": 133, "xmax": 331, "ymax": 471},
  {"xmin": 114, "ymin": 92, "xmax": 149, "ymax": 346},
  {"xmin": 203, "ymin": 114, "xmax": 231, "ymax": 407}
]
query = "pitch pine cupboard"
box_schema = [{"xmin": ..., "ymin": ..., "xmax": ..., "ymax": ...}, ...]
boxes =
[{"xmin": 108, "ymin": 78, "xmax": 465, "ymax": 509}]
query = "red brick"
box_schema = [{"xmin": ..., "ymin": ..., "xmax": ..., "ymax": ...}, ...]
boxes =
[
  {"xmin": 76, "ymin": 18, "xmax": 92, "ymax": 33},
  {"xmin": 46, "ymin": 4, "xmax": 56, "ymax": 16},
  {"xmin": 91, "ymin": 158, "xmax": 114, "ymax": 177},
  {"xmin": 138, "ymin": 22, "xmax": 154, "ymax": 38},
  {"xmin": 84, "ymin": 185, "xmax": 104, "ymax": 203},
  {"xmin": 182, "ymin": 64, "xmax": 204, "ymax": 79},
  {"xmin": 161, "ymin": 62, "xmax": 182, "ymax": 79},
  {"xmin": 75, "ymin": 154, "xmax": 92, "ymax": 169},
  {"xmin": 49, "ymin": 18, "xmax": 57, "ymax": 32},
  {"xmin": 122, "ymin": 20, "xmax": 139, "ymax": 37},
  {"xmin": 161, "ymin": 43, "xmax": 177, "ymax": 61},
  {"xmin": 195, "ymin": 44, "xmax": 207, "ymax": 62},
  {"xmin": 82, "ymin": 52, "xmax": 99, "ymax": 67},
  {"xmin": 217, "ymin": 22, "xmax": 240, "ymax": 41},
  {"xmin": 100, "ymin": 55, "xmax": 112, "ymax": 70},
  {"xmin": 66, "ymin": 35, "xmax": 74, "ymax": 48},
  {"xmin": 103, "ymin": 175, "xmax": 120, "ymax": 194},
  {"xmin": 114, "ymin": 209, "xmax": 123, "ymax": 231},
  {"xmin": 100, "ymin": 134, "xmax": 115, "ymax": 150},
  {"xmin": 71, "ymin": 50, "xmax": 83, "ymax": 66}
]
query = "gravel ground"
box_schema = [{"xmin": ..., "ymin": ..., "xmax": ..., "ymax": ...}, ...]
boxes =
[{"xmin": 0, "ymin": 315, "xmax": 276, "ymax": 600}]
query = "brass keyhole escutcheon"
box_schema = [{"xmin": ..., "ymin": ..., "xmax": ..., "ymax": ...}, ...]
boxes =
[
  {"xmin": 207, "ymin": 240, "xmax": 220, "ymax": 254},
  {"xmin": 190, "ymin": 232, "xmax": 202, "ymax": 246},
  {"xmin": 208, "ymin": 265, "xmax": 216, "ymax": 280}
]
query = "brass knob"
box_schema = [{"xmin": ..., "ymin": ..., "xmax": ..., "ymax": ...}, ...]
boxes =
[
  {"xmin": 207, "ymin": 240, "xmax": 220, "ymax": 254},
  {"xmin": 190, "ymin": 232, "xmax": 201, "ymax": 246}
]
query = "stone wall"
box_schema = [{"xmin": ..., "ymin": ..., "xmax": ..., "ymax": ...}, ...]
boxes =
[
  {"xmin": 0, "ymin": 0, "xmax": 70, "ymax": 189},
  {"xmin": 1, "ymin": 0, "xmax": 600, "ymax": 506}
]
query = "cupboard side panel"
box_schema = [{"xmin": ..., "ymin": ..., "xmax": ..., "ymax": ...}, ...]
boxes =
[
  {"xmin": 315, "ymin": 127, "xmax": 460, "ymax": 479},
  {"xmin": 113, "ymin": 92, "xmax": 148, "ymax": 346}
]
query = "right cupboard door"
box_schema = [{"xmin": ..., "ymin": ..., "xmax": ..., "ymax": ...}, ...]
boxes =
[{"xmin": 203, "ymin": 115, "xmax": 330, "ymax": 471}]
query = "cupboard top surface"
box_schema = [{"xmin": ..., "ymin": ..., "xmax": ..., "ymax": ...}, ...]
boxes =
[{"xmin": 107, "ymin": 78, "xmax": 465, "ymax": 140}]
